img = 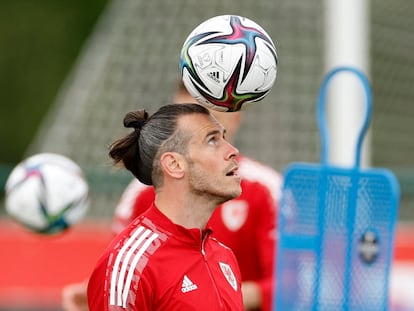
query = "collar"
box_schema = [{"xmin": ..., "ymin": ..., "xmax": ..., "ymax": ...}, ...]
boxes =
[{"xmin": 142, "ymin": 204, "xmax": 213, "ymax": 249}]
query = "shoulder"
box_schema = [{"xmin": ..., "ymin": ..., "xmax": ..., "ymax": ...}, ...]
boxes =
[
  {"xmin": 96, "ymin": 217, "xmax": 170, "ymax": 308},
  {"xmin": 111, "ymin": 217, "xmax": 170, "ymax": 262},
  {"xmin": 113, "ymin": 217, "xmax": 171, "ymax": 277},
  {"xmin": 238, "ymin": 155, "xmax": 283, "ymax": 202}
]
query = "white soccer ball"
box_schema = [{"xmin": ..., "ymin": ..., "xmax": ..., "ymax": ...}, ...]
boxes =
[
  {"xmin": 5, "ymin": 153, "xmax": 89, "ymax": 234},
  {"xmin": 179, "ymin": 15, "xmax": 278, "ymax": 112}
]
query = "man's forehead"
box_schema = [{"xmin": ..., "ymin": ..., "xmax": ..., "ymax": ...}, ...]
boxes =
[{"xmin": 178, "ymin": 113, "xmax": 224, "ymax": 134}]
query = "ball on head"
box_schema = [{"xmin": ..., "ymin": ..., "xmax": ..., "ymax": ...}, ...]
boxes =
[{"xmin": 179, "ymin": 15, "xmax": 278, "ymax": 112}]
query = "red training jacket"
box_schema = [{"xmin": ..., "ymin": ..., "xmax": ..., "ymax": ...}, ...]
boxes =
[{"xmin": 88, "ymin": 205, "xmax": 244, "ymax": 311}]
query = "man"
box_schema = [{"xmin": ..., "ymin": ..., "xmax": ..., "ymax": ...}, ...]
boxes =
[
  {"xmin": 87, "ymin": 104, "xmax": 244, "ymax": 310},
  {"xmin": 112, "ymin": 83, "xmax": 282, "ymax": 310},
  {"xmin": 62, "ymin": 83, "xmax": 282, "ymax": 311}
]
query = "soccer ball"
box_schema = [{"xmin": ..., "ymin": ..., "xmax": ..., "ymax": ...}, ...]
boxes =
[
  {"xmin": 5, "ymin": 153, "xmax": 89, "ymax": 234},
  {"xmin": 179, "ymin": 15, "xmax": 278, "ymax": 112}
]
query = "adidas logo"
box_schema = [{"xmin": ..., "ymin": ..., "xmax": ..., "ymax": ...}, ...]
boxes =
[
  {"xmin": 207, "ymin": 71, "xmax": 220, "ymax": 83},
  {"xmin": 181, "ymin": 275, "xmax": 198, "ymax": 293}
]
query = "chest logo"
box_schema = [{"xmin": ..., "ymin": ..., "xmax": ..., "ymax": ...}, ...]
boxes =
[
  {"xmin": 219, "ymin": 262, "xmax": 238, "ymax": 291},
  {"xmin": 181, "ymin": 275, "xmax": 198, "ymax": 293}
]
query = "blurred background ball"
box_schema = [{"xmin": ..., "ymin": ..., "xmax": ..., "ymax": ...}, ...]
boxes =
[
  {"xmin": 179, "ymin": 14, "xmax": 278, "ymax": 112},
  {"xmin": 5, "ymin": 153, "xmax": 89, "ymax": 234}
]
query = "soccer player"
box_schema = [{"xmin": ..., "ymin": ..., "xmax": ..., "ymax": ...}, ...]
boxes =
[
  {"xmin": 62, "ymin": 82, "xmax": 282, "ymax": 311},
  {"xmin": 112, "ymin": 83, "xmax": 282, "ymax": 311},
  {"xmin": 87, "ymin": 103, "xmax": 244, "ymax": 310}
]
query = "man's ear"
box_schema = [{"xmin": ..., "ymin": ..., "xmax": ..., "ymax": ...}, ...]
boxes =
[{"xmin": 159, "ymin": 152, "xmax": 185, "ymax": 180}]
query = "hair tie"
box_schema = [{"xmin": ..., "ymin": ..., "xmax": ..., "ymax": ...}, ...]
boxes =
[
  {"xmin": 123, "ymin": 110, "xmax": 149, "ymax": 130},
  {"xmin": 134, "ymin": 119, "xmax": 147, "ymax": 130}
]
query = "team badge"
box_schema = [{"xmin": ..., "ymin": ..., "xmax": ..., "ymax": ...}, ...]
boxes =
[
  {"xmin": 219, "ymin": 262, "xmax": 238, "ymax": 291},
  {"xmin": 221, "ymin": 200, "xmax": 248, "ymax": 231}
]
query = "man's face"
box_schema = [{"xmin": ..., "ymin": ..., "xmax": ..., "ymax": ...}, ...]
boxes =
[{"xmin": 178, "ymin": 113, "xmax": 242, "ymax": 203}]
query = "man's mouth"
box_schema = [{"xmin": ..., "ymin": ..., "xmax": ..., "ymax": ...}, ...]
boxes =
[{"xmin": 226, "ymin": 166, "xmax": 239, "ymax": 177}]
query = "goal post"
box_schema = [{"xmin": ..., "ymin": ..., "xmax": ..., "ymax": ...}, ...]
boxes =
[{"xmin": 324, "ymin": 0, "xmax": 371, "ymax": 168}]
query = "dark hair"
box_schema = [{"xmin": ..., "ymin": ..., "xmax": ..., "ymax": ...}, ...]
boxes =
[{"xmin": 109, "ymin": 103, "xmax": 210, "ymax": 186}]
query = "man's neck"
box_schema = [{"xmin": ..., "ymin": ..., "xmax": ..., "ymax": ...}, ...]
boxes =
[{"xmin": 154, "ymin": 189, "xmax": 218, "ymax": 229}]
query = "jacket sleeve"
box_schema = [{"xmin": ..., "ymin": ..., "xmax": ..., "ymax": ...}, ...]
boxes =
[
  {"xmin": 87, "ymin": 237, "xmax": 155, "ymax": 311},
  {"xmin": 129, "ymin": 272, "xmax": 155, "ymax": 311}
]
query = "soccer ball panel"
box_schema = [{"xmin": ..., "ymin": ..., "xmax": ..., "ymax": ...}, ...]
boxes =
[
  {"xmin": 182, "ymin": 68, "xmax": 229, "ymax": 112},
  {"xmin": 6, "ymin": 171, "xmax": 46, "ymax": 229},
  {"xmin": 189, "ymin": 43, "xmax": 246, "ymax": 98},
  {"xmin": 238, "ymin": 39, "xmax": 278, "ymax": 93},
  {"xmin": 179, "ymin": 15, "xmax": 278, "ymax": 112},
  {"xmin": 5, "ymin": 153, "xmax": 89, "ymax": 234}
]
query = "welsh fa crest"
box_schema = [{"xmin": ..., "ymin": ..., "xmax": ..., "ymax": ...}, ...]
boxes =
[{"xmin": 219, "ymin": 262, "xmax": 238, "ymax": 291}]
